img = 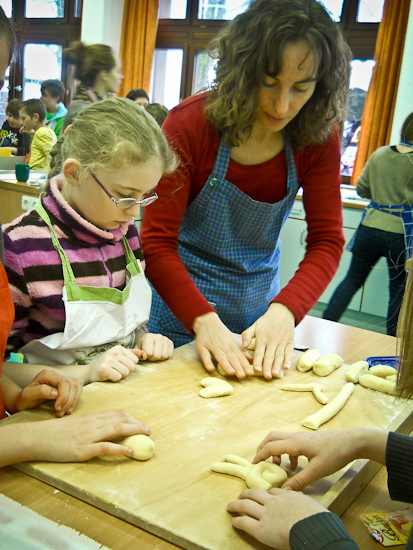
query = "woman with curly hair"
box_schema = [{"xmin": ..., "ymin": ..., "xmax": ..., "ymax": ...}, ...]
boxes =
[{"xmin": 141, "ymin": 0, "xmax": 352, "ymax": 380}]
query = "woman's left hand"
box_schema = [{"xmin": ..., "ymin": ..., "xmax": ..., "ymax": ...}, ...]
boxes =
[
  {"xmin": 14, "ymin": 369, "xmax": 83, "ymax": 417},
  {"xmin": 227, "ymin": 487, "xmax": 328, "ymax": 550},
  {"xmin": 137, "ymin": 333, "xmax": 174, "ymax": 361},
  {"xmin": 242, "ymin": 303, "xmax": 295, "ymax": 379}
]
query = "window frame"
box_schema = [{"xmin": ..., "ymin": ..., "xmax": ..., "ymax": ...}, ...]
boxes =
[{"xmin": 4, "ymin": 0, "xmax": 81, "ymax": 106}]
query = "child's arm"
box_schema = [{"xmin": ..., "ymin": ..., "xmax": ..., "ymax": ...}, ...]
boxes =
[
  {"xmin": 3, "ymin": 345, "xmax": 142, "ymax": 386},
  {"xmin": 0, "ymin": 410, "xmax": 151, "ymax": 468},
  {"xmin": 2, "ymin": 369, "xmax": 83, "ymax": 416}
]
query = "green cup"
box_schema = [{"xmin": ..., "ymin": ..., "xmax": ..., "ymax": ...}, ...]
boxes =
[{"xmin": 15, "ymin": 163, "xmax": 30, "ymax": 182}]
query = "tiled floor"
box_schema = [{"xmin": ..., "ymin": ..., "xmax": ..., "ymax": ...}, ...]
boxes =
[{"xmin": 309, "ymin": 303, "xmax": 387, "ymax": 334}]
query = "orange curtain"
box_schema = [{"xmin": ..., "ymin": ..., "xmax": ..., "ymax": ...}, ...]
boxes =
[
  {"xmin": 118, "ymin": 0, "xmax": 160, "ymax": 98},
  {"xmin": 351, "ymin": 0, "xmax": 411, "ymax": 185}
]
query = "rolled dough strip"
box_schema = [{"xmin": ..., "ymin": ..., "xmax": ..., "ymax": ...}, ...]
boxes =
[
  {"xmin": 281, "ymin": 383, "xmax": 328, "ymax": 405},
  {"xmin": 386, "ymin": 374, "xmax": 398, "ymax": 383},
  {"xmin": 345, "ymin": 361, "xmax": 369, "ymax": 383},
  {"xmin": 199, "ymin": 381, "xmax": 233, "ymax": 398},
  {"xmin": 200, "ymin": 377, "xmax": 228, "ymax": 387},
  {"xmin": 120, "ymin": 435, "xmax": 155, "ymax": 461},
  {"xmin": 211, "ymin": 454, "xmax": 250, "ymax": 480},
  {"xmin": 217, "ymin": 364, "xmax": 284, "ymax": 379},
  {"xmin": 302, "ymin": 382, "xmax": 355, "ymax": 430},
  {"xmin": 359, "ymin": 373, "xmax": 397, "ymax": 396},
  {"xmin": 245, "ymin": 461, "xmax": 287, "ymax": 491},
  {"xmin": 296, "ymin": 349, "xmax": 321, "ymax": 372},
  {"xmin": 369, "ymin": 365, "xmax": 397, "ymax": 378},
  {"xmin": 313, "ymin": 353, "xmax": 344, "ymax": 377}
]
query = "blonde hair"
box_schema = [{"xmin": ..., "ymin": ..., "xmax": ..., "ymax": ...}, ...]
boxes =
[
  {"xmin": 397, "ymin": 267, "xmax": 413, "ymax": 399},
  {"xmin": 51, "ymin": 98, "xmax": 177, "ymax": 178}
]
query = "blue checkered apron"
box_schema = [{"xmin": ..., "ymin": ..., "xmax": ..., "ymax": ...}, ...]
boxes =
[{"xmin": 148, "ymin": 134, "xmax": 300, "ymax": 347}]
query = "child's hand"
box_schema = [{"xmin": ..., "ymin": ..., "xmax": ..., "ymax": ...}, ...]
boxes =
[
  {"xmin": 19, "ymin": 127, "xmax": 34, "ymax": 137},
  {"xmin": 87, "ymin": 345, "xmax": 140, "ymax": 383},
  {"xmin": 25, "ymin": 410, "xmax": 152, "ymax": 463},
  {"xmin": 136, "ymin": 333, "xmax": 174, "ymax": 361},
  {"xmin": 14, "ymin": 369, "xmax": 83, "ymax": 417}
]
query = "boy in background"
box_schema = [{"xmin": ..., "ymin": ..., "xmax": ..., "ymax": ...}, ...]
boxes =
[
  {"xmin": 40, "ymin": 79, "xmax": 67, "ymax": 138},
  {"xmin": 0, "ymin": 99, "xmax": 30, "ymax": 156},
  {"xmin": 20, "ymin": 98, "xmax": 57, "ymax": 170}
]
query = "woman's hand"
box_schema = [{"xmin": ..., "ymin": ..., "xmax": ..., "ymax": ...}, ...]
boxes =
[
  {"xmin": 14, "ymin": 369, "xmax": 83, "ymax": 417},
  {"xmin": 87, "ymin": 345, "xmax": 140, "ymax": 383},
  {"xmin": 253, "ymin": 429, "xmax": 388, "ymax": 491},
  {"xmin": 136, "ymin": 332, "xmax": 174, "ymax": 361},
  {"xmin": 227, "ymin": 487, "xmax": 328, "ymax": 550},
  {"xmin": 193, "ymin": 312, "xmax": 253, "ymax": 379},
  {"xmin": 242, "ymin": 303, "xmax": 295, "ymax": 379}
]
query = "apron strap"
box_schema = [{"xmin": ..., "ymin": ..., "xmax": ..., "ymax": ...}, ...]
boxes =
[{"xmin": 35, "ymin": 196, "xmax": 141, "ymax": 299}]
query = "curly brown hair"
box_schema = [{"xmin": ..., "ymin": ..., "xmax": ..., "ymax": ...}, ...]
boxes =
[{"xmin": 204, "ymin": 0, "xmax": 352, "ymax": 149}]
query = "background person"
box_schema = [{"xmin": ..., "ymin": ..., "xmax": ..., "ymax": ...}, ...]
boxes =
[
  {"xmin": 20, "ymin": 98, "xmax": 57, "ymax": 170},
  {"xmin": 0, "ymin": 98, "xmax": 30, "ymax": 156},
  {"xmin": 323, "ymin": 112, "xmax": 413, "ymax": 336},
  {"xmin": 145, "ymin": 103, "xmax": 169, "ymax": 127},
  {"xmin": 62, "ymin": 41, "xmax": 123, "ymax": 129},
  {"xmin": 126, "ymin": 87, "xmax": 149, "ymax": 108},
  {"xmin": 41, "ymin": 78, "xmax": 68, "ymax": 138},
  {"xmin": 141, "ymin": 0, "xmax": 352, "ymax": 380}
]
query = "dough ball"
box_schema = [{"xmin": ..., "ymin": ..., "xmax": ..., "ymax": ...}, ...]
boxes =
[
  {"xmin": 121, "ymin": 434, "xmax": 155, "ymax": 461},
  {"xmin": 313, "ymin": 353, "xmax": 344, "ymax": 377},
  {"xmin": 296, "ymin": 349, "xmax": 321, "ymax": 372},
  {"xmin": 199, "ymin": 381, "xmax": 233, "ymax": 398},
  {"xmin": 345, "ymin": 361, "xmax": 369, "ymax": 383},
  {"xmin": 369, "ymin": 365, "xmax": 398, "ymax": 378}
]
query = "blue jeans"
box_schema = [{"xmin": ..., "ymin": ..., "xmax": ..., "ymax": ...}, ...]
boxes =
[{"xmin": 323, "ymin": 224, "xmax": 407, "ymax": 336}]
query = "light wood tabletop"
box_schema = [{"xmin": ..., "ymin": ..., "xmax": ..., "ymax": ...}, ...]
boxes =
[{"xmin": 0, "ymin": 316, "xmax": 410, "ymax": 550}]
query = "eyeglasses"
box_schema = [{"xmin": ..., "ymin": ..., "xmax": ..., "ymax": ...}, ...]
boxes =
[{"xmin": 90, "ymin": 172, "xmax": 158, "ymax": 210}]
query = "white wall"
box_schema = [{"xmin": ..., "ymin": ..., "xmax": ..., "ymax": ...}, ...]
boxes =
[
  {"xmin": 390, "ymin": 0, "xmax": 413, "ymax": 143},
  {"xmin": 81, "ymin": 0, "xmax": 125, "ymax": 55}
]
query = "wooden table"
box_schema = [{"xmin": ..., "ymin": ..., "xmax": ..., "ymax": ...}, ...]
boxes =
[
  {"xmin": 0, "ymin": 178, "xmax": 40, "ymax": 223},
  {"xmin": 0, "ymin": 316, "xmax": 410, "ymax": 550}
]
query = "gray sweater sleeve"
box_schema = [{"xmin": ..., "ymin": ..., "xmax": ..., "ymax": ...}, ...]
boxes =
[
  {"xmin": 386, "ymin": 431, "xmax": 413, "ymax": 503},
  {"xmin": 290, "ymin": 512, "xmax": 358, "ymax": 550}
]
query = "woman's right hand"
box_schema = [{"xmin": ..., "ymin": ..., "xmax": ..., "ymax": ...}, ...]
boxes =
[
  {"xmin": 253, "ymin": 429, "xmax": 388, "ymax": 491},
  {"xmin": 87, "ymin": 345, "xmax": 140, "ymax": 383},
  {"xmin": 28, "ymin": 410, "xmax": 151, "ymax": 463},
  {"xmin": 193, "ymin": 312, "xmax": 254, "ymax": 379}
]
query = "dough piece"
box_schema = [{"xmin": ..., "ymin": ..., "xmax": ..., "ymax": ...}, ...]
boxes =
[
  {"xmin": 281, "ymin": 383, "xmax": 328, "ymax": 405},
  {"xmin": 302, "ymin": 382, "xmax": 354, "ymax": 430},
  {"xmin": 359, "ymin": 373, "xmax": 397, "ymax": 396},
  {"xmin": 199, "ymin": 378, "xmax": 233, "ymax": 398},
  {"xmin": 211, "ymin": 455, "xmax": 287, "ymax": 490},
  {"xmin": 216, "ymin": 364, "xmax": 284, "ymax": 379},
  {"xmin": 296, "ymin": 349, "xmax": 321, "ymax": 372},
  {"xmin": 369, "ymin": 365, "xmax": 398, "ymax": 378},
  {"xmin": 121, "ymin": 435, "xmax": 155, "ymax": 461},
  {"xmin": 345, "ymin": 361, "xmax": 369, "ymax": 383},
  {"xmin": 313, "ymin": 353, "xmax": 344, "ymax": 377},
  {"xmin": 386, "ymin": 374, "xmax": 398, "ymax": 383},
  {"xmin": 246, "ymin": 338, "xmax": 256, "ymax": 351},
  {"xmin": 245, "ymin": 461, "xmax": 287, "ymax": 490}
]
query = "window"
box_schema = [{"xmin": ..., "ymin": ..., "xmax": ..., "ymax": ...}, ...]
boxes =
[
  {"xmin": 154, "ymin": 0, "xmax": 384, "ymax": 180},
  {"xmin": 0, "ymin": 0, "xmax": 81, "ymax": 123}
]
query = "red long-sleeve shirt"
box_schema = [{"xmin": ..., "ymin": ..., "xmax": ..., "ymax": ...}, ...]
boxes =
[{"xmin": 141, "ymin": 93, "xmax": 344, "ymax": 334}]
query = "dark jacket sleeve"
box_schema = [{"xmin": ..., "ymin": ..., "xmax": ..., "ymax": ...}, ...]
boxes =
[
  {"xmin": 16, "ymin": 132, "xmax": 30, "ymax": 156},
  {"xmin": 290, "ymin": 512, "xmax": 359, "ymax": 550},
  {"xmin": 386, "ymin": 431, "xmax": 413, "ymax": 503}
]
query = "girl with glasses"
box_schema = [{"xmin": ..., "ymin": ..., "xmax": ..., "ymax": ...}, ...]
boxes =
[{"xmin": 3, "ymin": 97, "xmax": 178, "ymax": 389}]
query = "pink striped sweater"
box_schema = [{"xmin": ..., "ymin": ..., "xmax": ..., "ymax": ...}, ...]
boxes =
[{"xmin": 3, "ymin": 175, "xmax": 144, "ymax": 356}]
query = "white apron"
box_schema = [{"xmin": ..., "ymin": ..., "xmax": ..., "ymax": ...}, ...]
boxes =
[{"xmin": 20, "ymin": 201, "xmax": 152, "ymax": 366}]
